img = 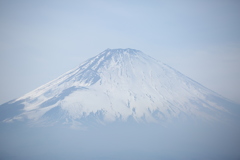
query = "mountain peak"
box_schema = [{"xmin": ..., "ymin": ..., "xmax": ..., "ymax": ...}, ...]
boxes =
[{"xmin": 104, "ymin": 48, "xmax": 141, "ymax": 55}]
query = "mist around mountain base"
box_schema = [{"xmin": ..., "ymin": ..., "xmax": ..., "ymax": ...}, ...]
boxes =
[{"xmin": 0, "ymin": 120, "xmax": 240, "ymax": 160}]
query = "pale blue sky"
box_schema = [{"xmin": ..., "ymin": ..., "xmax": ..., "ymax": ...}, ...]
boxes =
[{"xmin": 0, "ymin": 0, "xmax": 240, "ymax": 104}]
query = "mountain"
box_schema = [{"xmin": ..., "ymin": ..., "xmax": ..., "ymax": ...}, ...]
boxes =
[
  {"xmin": 1, "ymin": 48, "xmax": 240, "ymax": 160},
  {"xmin": 0, "ymin": 48, "xmax": 239, "ymax": 127}
]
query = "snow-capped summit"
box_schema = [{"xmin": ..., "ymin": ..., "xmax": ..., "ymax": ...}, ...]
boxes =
[{"xmin": 0, "ymin": 48, "xmax": 239, "ymax": 126}]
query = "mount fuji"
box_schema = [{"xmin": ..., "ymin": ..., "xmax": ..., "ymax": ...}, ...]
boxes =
[
  {"xmin": 0, "ymin": 48, "xmax": 239, "ymax": 127},
  {"xmin": 1, "ymin": 48, "xmax": 240, "ymax": 160}
]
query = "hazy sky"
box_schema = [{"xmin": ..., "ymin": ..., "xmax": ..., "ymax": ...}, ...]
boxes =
[{"xmin": 0, "ymin": 0, "xmax": 240, "ymax": 104}]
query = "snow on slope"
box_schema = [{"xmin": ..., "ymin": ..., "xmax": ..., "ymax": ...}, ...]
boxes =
[{"xmin": 2, "ymin": 48, "xmax": 235, "ymax": 125}]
